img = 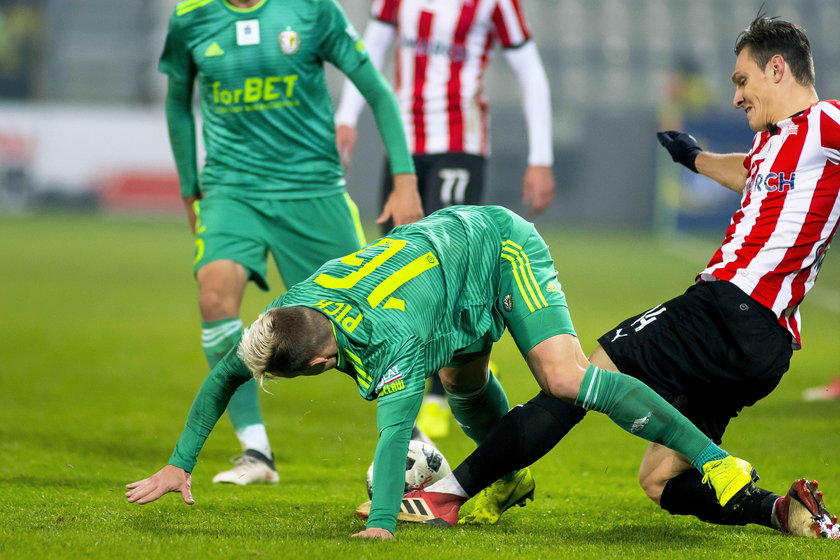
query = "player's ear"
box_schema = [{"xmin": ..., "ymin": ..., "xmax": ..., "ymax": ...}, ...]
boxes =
[
  {"xmin": 769, "ymin": 54, "xmax": 785, "ymax": 83},
  {"xmin": 308, "ymin": 356, "xmax": 331, "ymax": 368}
]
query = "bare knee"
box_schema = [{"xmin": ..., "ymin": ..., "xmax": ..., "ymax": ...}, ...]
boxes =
[
  {"xmin": 525, "ymin": 334, "xmax": 590, "ymax": 400},
  {"xmin": 540, "ymin": 369, "xmax": 585, "ymax": 401},
  {"xmin": 639, "ymin": 467, "xmax": 668, "ymax": 505},
  {"xmin": 197, "ymin": 260, "xmax": 247, "ymax": 320},
  {"xmin": 638, "ymin": 444, "xmax": 692, "ymax": 506}
]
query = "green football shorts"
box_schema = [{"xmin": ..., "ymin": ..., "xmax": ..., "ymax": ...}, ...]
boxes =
[
  {"xmin": 498, "ymin": 216, "xmax": 577, "ymax": 356},
  {"xmin": 193, "ymin": 192, "xmax": 366, "ymax": 291},
  {"xmin": 448, "ymin": 207, "xmax": 577, "ymax": 365}
]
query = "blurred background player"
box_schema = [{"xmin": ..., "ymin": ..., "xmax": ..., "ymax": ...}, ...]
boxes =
[
  {"xmin": 399, "ymin": 13, "xmax": 840, "ymax": 539},
  {"xmin": 802, "ymin": 374, "xmax": 840, "ymax": 401},
  {"xmin": 158, "ymin": 0, "xmax": 422, "ymax": 485},
  {"xmin": 333, "ymin": 0, "xmax": 555, "ymax": 438}
]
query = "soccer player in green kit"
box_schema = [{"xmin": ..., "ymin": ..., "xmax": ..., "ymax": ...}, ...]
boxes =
[
  {"xmin": 127, "ymin": 206, "xmax": 759, "ymax": 540},
  {"xmin": 159, "ymin": 0, "xmax": 423, "ymax": 484}
]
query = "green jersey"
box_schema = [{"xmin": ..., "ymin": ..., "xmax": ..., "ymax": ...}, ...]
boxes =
[
  {"xmin": 159, "ymin": 0, "xmax": 368, "ymax": 198},
  {"xmin": 168, "ymin": 206, "xmax": 537, "ymax": 533}
]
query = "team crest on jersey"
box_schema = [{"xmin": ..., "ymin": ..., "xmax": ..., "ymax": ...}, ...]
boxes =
[
  {"xmin": 503, "ymin": 294, "xmax": 513, "ymax": 312},
  {"xmin": 278, "ymin": 27, "xmax": 300, "ymax": 54}
]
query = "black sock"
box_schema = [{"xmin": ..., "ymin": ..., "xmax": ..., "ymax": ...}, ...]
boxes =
[
  {"xmin": 659, "ymin": 469, "xmax": 779, "ymax": 528},
  {"xmin": 453, "ymin": 392, "xmax": 586, "ymax": 496}
]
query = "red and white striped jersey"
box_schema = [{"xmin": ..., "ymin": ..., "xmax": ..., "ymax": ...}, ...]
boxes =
[
  {"xmin": 371, "ymin": 0, "xmax": 531, "ymax": 155},
  {"xmin": 700, "ymin": 100, "xmax": 840, "ymax": 347}
]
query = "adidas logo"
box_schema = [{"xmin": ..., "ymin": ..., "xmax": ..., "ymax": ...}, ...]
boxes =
[
  {"xmin": 204, "ymin": 42, "xmax": 224, "ymax": 57},
  {"xmin": 400, "ymin": 498, "xmax": 430, "ymax": 517}
]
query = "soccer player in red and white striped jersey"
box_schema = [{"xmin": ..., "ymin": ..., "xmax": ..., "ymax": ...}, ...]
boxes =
[
  {"xmin": 335, "ymin": 0, "xmax": 554, "ymax": 219},
  {"xmin": 396, "ymin": 14, "xmax": 840, "ymax": 539},
  {"xmin": 696, "ymin": 94, "xmax": 840, "ymax": 351}
]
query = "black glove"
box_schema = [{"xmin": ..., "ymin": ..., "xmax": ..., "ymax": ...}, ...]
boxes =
[{"xmin": 656, "ymin": 130, "xmax": 702, "ymax": 173}]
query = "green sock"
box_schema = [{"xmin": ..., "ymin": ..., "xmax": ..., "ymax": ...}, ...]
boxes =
[
  {"xmin": 446, "ymin": 372, "xmax": 509, "ymax": 446},
  {"xmin": 201, "ymin": 318, "xmax": 264, "ymax": 431},
  {"xmin": 575, "ymin": 365, "xmax": 727, "ymax": 472}
]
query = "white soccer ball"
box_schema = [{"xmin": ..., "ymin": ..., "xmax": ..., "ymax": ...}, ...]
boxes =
[{"xmin": 366, "ymin": 440, "xmax": 451, "ymax": 499}]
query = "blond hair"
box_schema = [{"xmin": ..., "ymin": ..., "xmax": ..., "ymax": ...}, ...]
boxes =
[{"xmin": 238, "ymin": 306, "xmax": 332, "ymax": 383}]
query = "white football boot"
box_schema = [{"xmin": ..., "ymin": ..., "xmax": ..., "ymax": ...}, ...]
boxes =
[{"xmin": 212, "ymin": 449, "xmax": 279, "ymax": 485}]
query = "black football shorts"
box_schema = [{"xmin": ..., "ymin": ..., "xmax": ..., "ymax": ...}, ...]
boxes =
[{"xmin": 598, "ymin": 279, "xmax": 793, "ymax": 443}]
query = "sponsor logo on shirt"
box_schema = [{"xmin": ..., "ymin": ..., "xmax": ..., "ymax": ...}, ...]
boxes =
[
  {"xmin": 211, "ymin": 75, "xmax": 300, "ymax": 113},
  {"xmin": 747, "ymin": 172, "xmax": 797, "ymax": 193},
  {"xmin": 379, "ymin": 379, "xmax": 405, "ymax": 396},
  {"xmin": 375, "ymin": 366, "xmax": 403, "ymax": 392},
  {"xmin": 399, "ymin": 35, "xmax": 467, "ymax": 62}
]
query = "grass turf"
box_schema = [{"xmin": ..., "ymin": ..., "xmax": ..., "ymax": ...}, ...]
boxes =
[{"xmin": 1, "ymin": 212, "xmax": 838, "ymax": 559}]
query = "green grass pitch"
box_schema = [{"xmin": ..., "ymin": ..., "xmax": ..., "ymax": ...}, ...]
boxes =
[{"xmin": 1, "ymin": 213, "xmax": 838, "ymax": 559}]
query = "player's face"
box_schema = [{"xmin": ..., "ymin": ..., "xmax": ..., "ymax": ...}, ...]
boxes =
[{"xmin": 731, "ymin": 47, "xmax": 776, "ymax": 132}]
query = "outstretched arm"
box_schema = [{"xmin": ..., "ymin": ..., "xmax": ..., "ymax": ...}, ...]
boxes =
[
  {"xmin": 657, "ymin": 131, "xmax": 748, "ymax": 192},
  {"xmin": 504, "ymin": 41, "xmax": 555, "ymax": 215},
  {"xmin": 125, "ymin": 346, "xmax": 252, "ymax": 505},
  {"xmin": 335, "ymin": 19, "xmax": 396, "ymax": 168}
]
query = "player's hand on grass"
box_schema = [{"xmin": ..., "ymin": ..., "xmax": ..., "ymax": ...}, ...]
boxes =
[
  {"xmin": 378, "ymin": 173, "xmax": 423, "ymax": 227},
  {"xmin": 522, "ymin": 165, "xmax": 555, "ymax": 215},
  {"xmin": 351, "ymin": 527, "xmax": 394, "ymax": 540},
  {"xmin": 656, "ymin": 130, "xmax": 703, "ymax": 173},
  {"xmin": 336, "ymin": 125, "xmax": 357, "ymax": 169},
  {"xmin": 125, "ymin": 464, "xmax": 194, "ymax": 505}
]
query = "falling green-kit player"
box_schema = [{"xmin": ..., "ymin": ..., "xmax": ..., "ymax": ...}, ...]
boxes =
[{"xmin": 128, "ymin": 206, "xmax": 760, "ymax": 540}]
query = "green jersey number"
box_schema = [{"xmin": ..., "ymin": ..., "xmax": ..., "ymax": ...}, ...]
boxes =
[{"xmin": 314, "ymin": 238, "xmax": 439, "ymax": 311}]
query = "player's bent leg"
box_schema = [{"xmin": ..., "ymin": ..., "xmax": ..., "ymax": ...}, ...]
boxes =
[
  {"xmin": 440, "ymin": 356, "xmax": 509, "ymax": 445},
  {"xmin": 197, "ymin": 260, "xmax": 276, "ymax": 483},
  {"xmin": 639, "ymin": 443, "xmax": 693, "ymax": 505},
  {"xmin": 588, "ymin": 344, "xmax": 619, "ymax": 372},
  {"xmin": 527, "ymin": 335, "xmax": 757, "ymax": 509},
  {"xmin": 197, "ymin": 259, "xmax": 248, "ymax": 321},
  {"xmin": 652, "ymin": 441, "xmax": 786, "ymax": 530}
]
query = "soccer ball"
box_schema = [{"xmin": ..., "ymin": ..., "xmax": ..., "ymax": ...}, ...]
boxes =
[{"xmin": 366, "ymin": 440, "xmax": 451, "ymax": 499}]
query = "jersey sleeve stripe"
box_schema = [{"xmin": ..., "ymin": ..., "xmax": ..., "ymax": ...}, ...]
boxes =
[
  {"xmin": 372, "ymin": 0, "xmax": 400, "ymax": 24},
  {"xmin": 176, "ymin": 0, "xmax": 214, "ymax": 16},
  {"xmin": 492, "ymin": 0, "xmax": 530, "ymax": 47}
]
